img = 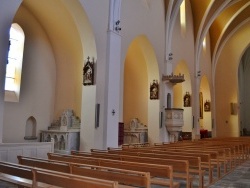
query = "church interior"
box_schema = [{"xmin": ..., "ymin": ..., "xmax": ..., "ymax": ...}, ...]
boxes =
[{"xmin": 0, "ymin": 0, "xmax": 250, "ymax": 187}]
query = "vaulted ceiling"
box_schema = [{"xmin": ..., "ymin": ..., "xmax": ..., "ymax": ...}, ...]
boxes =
[
  {"xmin": 165, "ymin": 0, "xmax": 250, "ymax": 63},
  {"xmin": 21, "ymin": 0, "xmax": 250, "ymax": 64}
]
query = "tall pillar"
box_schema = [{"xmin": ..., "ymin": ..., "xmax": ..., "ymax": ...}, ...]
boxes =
[
  {"xmin": 0, "ymin": 0, "xmax": 23, "ymax": 143},
  {"xmin": 193, "ymin": 63, "xmax": 201, "ymax": 140},
  {"xmin": 104, "ymin": 0, "xmax": 122, "ymax": 148}
]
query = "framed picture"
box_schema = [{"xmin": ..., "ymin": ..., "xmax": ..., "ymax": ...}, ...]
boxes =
[
  {"xmin": 204, "ymin": 100, "xmax": 211, "ymax": 112},
  {"xmin": 83, "ymin": 56, "xmax": 94, "ymax": 85},
  {"xmin": 184, "ymin": 92, "xmax": 191, "ymax": 107},
  {"xmin": 150, "ymin": 80, "xmax": 159, "ymax": 100}
]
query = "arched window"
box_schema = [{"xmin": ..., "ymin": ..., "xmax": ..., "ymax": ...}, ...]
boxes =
[
  {"xmin": 5, "ymin": 23, "xmax": 25, "ymax": 102},
  {"xmin": 203, "ymin": 37, "xmax": 207, "ymax": 52},
  {"xmin": 180, "ymin": 0, "xmax": 186, "ymax": 37}
]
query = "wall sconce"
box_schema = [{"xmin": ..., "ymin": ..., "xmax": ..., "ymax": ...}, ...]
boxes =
[
  {"xmin": 230, "ymin": 103, "xmax": 237, "ymax": 115},
  {"xmin": 115, "ymin": 20, "xmax": 121, "ymax": 31},
  {"xmin": 168, "ymin": 53, "xmax": 173, "ymax": 60},
  {"xmin": 197, "ymin": 71, "xmax": 201, "ymax": 77}
]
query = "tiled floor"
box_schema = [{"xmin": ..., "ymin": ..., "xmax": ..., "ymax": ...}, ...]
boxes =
[
  {"xmin": 0, "ymin": 182, "xmax": 17, "ymax": 188},
  {"xmin": 150, "ymin": 160, "xmax": 250, "ymax": 188},
  {"xmin": 1, "ymin": 160, "xmax": 250, "ymax": 188},
  {"xmin": 209, "ymin": 160, "xmax": 250, "ymax": 188}
]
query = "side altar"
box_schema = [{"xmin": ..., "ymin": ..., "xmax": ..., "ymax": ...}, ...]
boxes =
[
  {"xmin": 40, "ymin": 109, "xmax": 80, "ymax": 154},
  {"xmin": 123, "ymin": 118, "xmax": 148, "ymax": 144}
]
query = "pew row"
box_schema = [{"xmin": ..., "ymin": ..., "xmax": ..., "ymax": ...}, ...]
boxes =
[
  {"xmin": 102, "ymin": 149, "xmax": 214, "ymax": 184},
  {"xmin": 47, "ymin": 153, "xmax": 181, "ymax": 188},
  {"xmin": 106, "ymin": 146, "xmax": 222, "ymax": 180},
  {"xmin": 17, "ymin": 155, "xmax": 150, "ymax": 188},
  {"xmin": 48, "ymin": 153, "xmax": 193, "ymax": 187},
  {"xmin": 0, "ymin": 161, "xmax": 119, "ymax": 188},
  {"xmin": 72, "ymin": 150, "xmax": 205, "ymax": 188},
  {"xmin": 110, "ymin": 143, "xmax": 230, "ymax": 177}
]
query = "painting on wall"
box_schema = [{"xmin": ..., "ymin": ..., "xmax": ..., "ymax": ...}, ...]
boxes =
[
  {"xmin": 200, "ymin": 92, "xmax": 203, "ymax": 118},
  {"xmin": 83, "ymin": 56, "xmax": 95, "ymax": 85},
  {"xmin": 184, "ymin": 92, "xmax": 191, "ymax": 107},
  {"xmin": 150, "ymin": 80, "xmax": 159, "ymax": 100},
  {"xmin": 204, "ymin": 100, "xmax": 211, "ymax": 112}
]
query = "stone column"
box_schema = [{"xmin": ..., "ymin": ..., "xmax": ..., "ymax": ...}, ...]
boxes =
[{"xmin": 105, "ymin": 0, "xmax": 122, "ymax": 148}]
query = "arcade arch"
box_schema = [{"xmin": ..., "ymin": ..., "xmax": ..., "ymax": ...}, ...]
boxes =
[{"xmin": 123, "ymin": 35, "xmax": 160, "ymax": 144}]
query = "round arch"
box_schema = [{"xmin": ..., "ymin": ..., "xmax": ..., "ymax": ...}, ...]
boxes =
[
  {"xmin": 173, "ymin": 61, "xmax": 192, "ymax": 133},
  {"xmin": 200, "ymin": 75, "xmax": 212, "ymax": 133},
  {"xmin": 123, "ymin": 35, "xmax": 160, "ymax": 144},
  {"xmin": 214, "ymin": 21, "xmax": 250, "ymax": 137}
]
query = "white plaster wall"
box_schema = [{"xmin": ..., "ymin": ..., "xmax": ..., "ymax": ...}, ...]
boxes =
[
  {"xmin": 80, "ymin": 0, "xmax": 166, "ymax": 148},
  {"xmin": 79, "ymin": 0, "xmax": 110, "ymax": 150},
  {"xmin": 0, "ymin": 142, "xmax": 54, "ymax": 163},
  {"xmin": 3, "ymin": 6, "xmax": 56, "ymax": 143}
]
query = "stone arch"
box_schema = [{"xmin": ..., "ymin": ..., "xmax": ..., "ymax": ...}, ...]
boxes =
[
  {"xmin": 123, "ymin": 35, "xmax": 160, "ymax": 144},
  {"xmin": 173, "ymin": 61, "xmax": 192, "ymax": 133},
  {"xmin": 200, "ymin": 75, "xmax": 212, "ymax": 133}
]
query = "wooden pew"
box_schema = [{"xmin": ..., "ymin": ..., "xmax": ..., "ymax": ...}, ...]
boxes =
[
  {"xmin": 108, "ymin": 143, "xmax": 223, "ymax": 179},
  {"xmin": 157, "ymin": 139, "xmax": 244, "ymax": 168},
  {"xmin": 73, "ymin": 150, "xmax": 205, "ymax": 188},
  {"xmin": 156, "ymin": 144, "xmax": 233, "ymax": 173},
  {"xmin": 0, "ymin": 161, "xmax": 119, "ymax": 188},
  {"xmin": 107, "ymin": 148, "xmax": 216, "ymax": 177},
  {"xmin": 0, "ymin": 162, "xmax": 34, "ymax": 188},
  {"xmin": 50, "ymin": 152, "xmax": 193, "ymax": 188},
  {"xmin": 17, "ymin": 155, "xmax": 150, "ymax": 188},
  {"xmin": 106, "ymin": 149, "xmax": 213, "ymax": 185},
  {"xmin": 165, "ymin": 140, "xmax": 247, "ymax": 171},
  {"xmin": 197, "ymin": 139, "xmax": 247, "ymax": 165},
  {"xmin": 47, "ymin": 153, "xmax": 180, "ymax": 188},
  {"xmin": 123, "ymin": 144, "xmax": 226, "ymax": 177}
]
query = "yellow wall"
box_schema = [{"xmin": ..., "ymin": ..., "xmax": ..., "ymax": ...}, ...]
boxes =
[
  {"xmin": 200, "ymin": 76, "xmax": 212, "ymax": 131},
  {"xmin": 123, "ymin": 41, "xmax": 148, "ymax": 128},
  {"xmin": 215, "ymin": 22, "xmax": 250, "ymax": 137},
  {"xmin": 173, "ymin": 61, "xmax": 192, "ymax": 132}
]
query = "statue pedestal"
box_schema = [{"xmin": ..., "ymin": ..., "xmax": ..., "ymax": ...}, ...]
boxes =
[{"xmin": 165, "ymin": 108, "xmax": 184, "ymax": 143}]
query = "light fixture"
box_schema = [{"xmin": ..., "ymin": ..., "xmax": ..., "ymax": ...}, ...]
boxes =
[{"xmin": 115, "ymin": 20, "xmax": 121, "ymax": 31}]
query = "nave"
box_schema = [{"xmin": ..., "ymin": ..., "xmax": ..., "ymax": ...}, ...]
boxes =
[{"xmin": 0, "ymin": 137, "xmax": 250, "ymax": 188}]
